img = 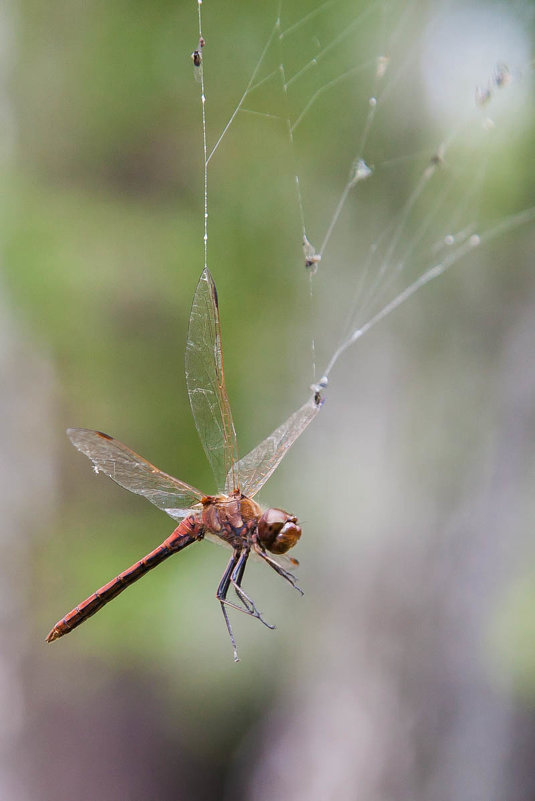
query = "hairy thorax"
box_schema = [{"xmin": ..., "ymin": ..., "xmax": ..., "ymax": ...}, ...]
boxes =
[{"xmin": 201, "ymin": 491, "xmax": 262, "ymax": 549}]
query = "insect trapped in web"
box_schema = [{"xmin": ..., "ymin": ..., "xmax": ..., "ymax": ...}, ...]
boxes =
[
  {"xmin": 46, "ymin": 269, "xmax": 323, "ymax": 661},
  {"xmin": 47, "ymin": 0, "xmax": 535, "ymax": 662}
]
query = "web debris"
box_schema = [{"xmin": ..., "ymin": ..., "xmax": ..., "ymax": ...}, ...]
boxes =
[{"xmin": 196, "ymin": 0, "xmax": 534, "ymax": 405}]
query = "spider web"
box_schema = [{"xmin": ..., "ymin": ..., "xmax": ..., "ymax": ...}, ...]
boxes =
[{"xmin": 192, "ymin": 0, "xmax": 534, "ymax": 407}]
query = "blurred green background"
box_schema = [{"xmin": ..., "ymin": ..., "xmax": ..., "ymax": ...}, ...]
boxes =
[{"xmin": 1, "ymin": 0, "xmax": 535, "ymax": 799}]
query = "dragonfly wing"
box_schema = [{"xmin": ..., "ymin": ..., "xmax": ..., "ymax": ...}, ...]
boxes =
[
  {"xmin": 226, "ymin": 393, "xmax": 322, "ymax": 498},
  {"xmin": 67, "ymin": 429, "xmax": 203, "ymax": 521},
  {"xmin": 185, "ymin": 268, "xmax": 239, "ymax": 493}
]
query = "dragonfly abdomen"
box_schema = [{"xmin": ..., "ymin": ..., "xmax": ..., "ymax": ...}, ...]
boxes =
[{"xmin": 46, "ymin": 515, "xmax": 203, "ymax": 642}]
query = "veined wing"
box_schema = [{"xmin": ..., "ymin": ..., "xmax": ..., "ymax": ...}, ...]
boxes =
[
  {"xmin": 185, "ymin": 268, "xmax": 239, "ymax": 492},
  {"xmin": 67, "ymin": 429, "xmax": 203, "ymax": 521},
  {"xmin": 225, "ymin": 393, "xmax": 322, "ymax": 498}
]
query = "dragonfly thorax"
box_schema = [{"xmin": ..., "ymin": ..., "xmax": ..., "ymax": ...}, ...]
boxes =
[{"xmin": 200, "ymin": 492, "xmax": 260, "ymax": 548}]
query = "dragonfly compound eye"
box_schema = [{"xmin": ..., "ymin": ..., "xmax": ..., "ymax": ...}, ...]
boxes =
[{"xmin": 257, "ymin": 508, "xmax": 302, "ymax": 555}]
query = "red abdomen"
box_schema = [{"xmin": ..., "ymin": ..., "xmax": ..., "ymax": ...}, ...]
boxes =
[{"xmin": 46, "ymin": 515, "xmax": 203, "ymax": 642}]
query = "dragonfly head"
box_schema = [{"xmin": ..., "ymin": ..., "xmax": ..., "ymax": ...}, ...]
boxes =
[{"xmin": 257, "ymin": 508, "xmax": 301, "ymax": 555}]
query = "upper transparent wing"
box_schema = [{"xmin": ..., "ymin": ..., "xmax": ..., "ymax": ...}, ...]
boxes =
[
  {"xmin": 185, "ymin": 268, "xmax": 239, "ymax": 492},
  {"xmin": 226, "ymin": 394, "xmax": 322, "ymax": 498},
  {"xmin": 67, "ymin": 429, "xmax": 203, "ymax": 521}
]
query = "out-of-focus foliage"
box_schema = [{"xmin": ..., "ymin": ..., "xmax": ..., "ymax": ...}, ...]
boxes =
[{"xmin": 2, "ymin": 1, "xmax": 535, "ymax": 799}]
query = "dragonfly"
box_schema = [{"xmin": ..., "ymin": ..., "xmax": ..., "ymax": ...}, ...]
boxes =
[{"xmin": 46, "ymin": 268, "xmax": 323, "ymax": 660}]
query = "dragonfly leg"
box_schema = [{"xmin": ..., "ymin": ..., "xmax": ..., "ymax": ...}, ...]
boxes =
[
  {"xmin": 218, "ymin": 550, "xmax": 275, "ymax": 628},
  {"xmin": 217, "ymin": 551, "xmax": 242, "ymax": 661},
  {"xmin": 230, "ymin": 550, "xmax": 275, "ymax": 630},
  {"xmin": 217, "ymin": 549, "xmax": 276, "ymax": 660},
  {"xmin": 253, "ymin": 544, "xmax": 304, "ymax": 596}
]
